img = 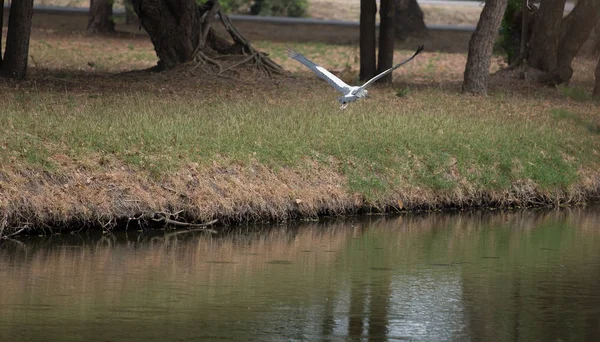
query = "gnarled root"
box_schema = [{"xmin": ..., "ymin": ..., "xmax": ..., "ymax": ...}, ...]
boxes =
[{"xmin": 191, "ymin": 0, "xmax": 284, "ymax": 77}]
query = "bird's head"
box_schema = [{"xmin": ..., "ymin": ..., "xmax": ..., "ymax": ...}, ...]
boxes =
[
  {"xmin": 337, "ymin": 97, "xmax": 350, "ymax": 110},
  {"xmin": 338, "ymin": 94, "xmax": 361, "ymax": 109}
]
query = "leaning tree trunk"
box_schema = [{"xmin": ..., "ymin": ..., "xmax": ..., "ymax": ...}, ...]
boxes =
[
  {"xmin": 528, "ymin": 0, "xmax": 567, "ymax": 71},
  {"xmin": 395, "ymin": 0, "xmax": 427, "ymax": 40},
  {"xmin": 1, "ymin": 0, "xmax": 34, "ymax": 79},
  {"xmin": 88, "ymin": 0, "xmax": 116, "ymax": 33},
  {"xmin": 360, "ymin": 0, "xmax": 377, "ymax": 81},
  {"xmin": 594, "ymin": 56, "xmax": 600, "ymax": 100},
  {"xmin": 547, "ymin": 0, "xmax": 600, "ymax": 85},
  {"xmin": 0, "ymin": 0, "xmax": 4, "ymax": 66},
  {"xmin": 377, "ymin": 0, "xmax": 396, "ymax": 84},
  {"xmin": 462, "ymin": 0, "xmax": 508, "ymax": 95}
]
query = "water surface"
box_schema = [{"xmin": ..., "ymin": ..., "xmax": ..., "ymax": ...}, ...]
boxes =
[{"xmin": 1, "ymin": 208, "xmax": 599, "ymax": 341}]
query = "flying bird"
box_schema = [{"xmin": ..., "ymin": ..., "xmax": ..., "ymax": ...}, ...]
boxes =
[{"xmin": 287, "ymin": 45, "xmax": 424, "ymax": 109}]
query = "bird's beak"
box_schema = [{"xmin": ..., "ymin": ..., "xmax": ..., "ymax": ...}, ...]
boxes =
[{"xmin": 340, "ymin": 103, "xmax": 349, "ymax": 110}]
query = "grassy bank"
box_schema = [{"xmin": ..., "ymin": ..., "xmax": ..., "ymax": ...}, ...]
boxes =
[{"xmin": 1, "ymin": 32, "xmax": 599, "ymax": 234}]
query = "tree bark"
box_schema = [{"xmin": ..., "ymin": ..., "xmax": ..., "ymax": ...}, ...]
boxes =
[
  {"xmin": 124, "ymin": 0, "xmax": 138, "ymax": 25},
  {"xmin": 510, "ymin": 2, "xmax": 537, "ymax": 65},
  {"xmin": 88, "ymin": 0, "xmax": 116, "ymax": 33},
  {"xmin": 1, "ymin": 0, "xmax": 4, "ymax": 66},
  {"xmin": 593, "ymin": 21, "xmax": 600, "ymax": 55},
  {"xmin": 594, "ymin": 55, "xmax": 600, "ymax": 100},
  {"xmin": 129, "ymin": 0, "xmax": 282, "ymax": 75},
  {"xmin": 462, "ymin": 0, "xmax": 508, "ymax": 95},
  {"xmin": 548, "ymin": 0, "xmax": 600, "ymax": 85},
  {"xmin": 528, "ymin": 0, "xmax": 566, "ymax": 71},
  {"xmin": 1, "ymin": 0, "xmax": 34, "ymax": 79},
  {"xmin": 394, "ymin": 0, "xmax": 427, "ymax": 40},
  {"xmin": 518, "ymin": 0, "xmax": 529, "ymax": 64},
  {"xmin": 377, "ymin": 0, "xmax": 396, "ymax": 84},
  {"xmin": 360, "ymin": 0, "xmax": 377, "ymax": 81},
  {"xmin": 132, "ymin": 0, "xmax": 201, "ymax": 70}
]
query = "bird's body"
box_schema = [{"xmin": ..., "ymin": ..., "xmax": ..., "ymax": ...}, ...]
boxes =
[
  {"xmin": 287, "ymin": 45, "xmax": 424, "ymax": 109},
  {"xmin": 339, "ymin": 86, "xmax": 366, "ymax": 105}
]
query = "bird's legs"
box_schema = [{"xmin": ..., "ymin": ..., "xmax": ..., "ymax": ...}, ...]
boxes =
[{"xmin": 340, "ymin": 103, "xmax": 349, "ymax": 110}]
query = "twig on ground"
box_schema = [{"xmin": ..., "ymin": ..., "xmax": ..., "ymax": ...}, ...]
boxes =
[
  {"xmin": 153, "ymin": 212, "xmax": 218, "ymax": 229},
  {"xmin": 2, "ymin": 227, "xmax": 27, "ymax": 239},
  {"xmin": 160, "ymin": 185, "xmax": 189, "ymax": 198},
  {"xmin": 218, "ymin": 54, "xmax": 254, "ymax": 75},
  {"xmin": 43, "ymin": 76, "xmax": 81, "ymax": 83}
]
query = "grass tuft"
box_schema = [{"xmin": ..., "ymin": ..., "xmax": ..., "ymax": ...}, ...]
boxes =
[
  {"xmin": 395, "ymin": 87, "xmax": 411, "ymax": 98},
  {"xmin": 557, "ymin": 85, "xmax": 593, "ymax": 102}
]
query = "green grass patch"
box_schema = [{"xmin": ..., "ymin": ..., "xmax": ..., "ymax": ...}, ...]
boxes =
[
  {"xmin": 551, "ymin": 108, "xmax": 600, "ymax": 135},
  {"xmin": 557, "ymin": 85, "xmax": 593, "ymax": 102},
  {"xmin": 1, "ymin": 84, "xmax": 598, "ymax": 201}
]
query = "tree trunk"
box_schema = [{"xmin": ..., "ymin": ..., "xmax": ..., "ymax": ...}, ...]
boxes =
[
  {"xmin": 88, "ymin": 0, "xmax": 116, "ymax": 33},
  {"xmin": 132, "ymin": 0, "xmax": 201, "ymax": 70},
  {"xmin": 594, "ymin": 55, "xmax": 600, "ymax": 100},
  {"xmin": 1, "ymin": 0, "xmax": 34, "ymax": 79},
  {"xmin": 377, "ymin": 0, "xmax": 396, "ymax": 84},
  {"xmin": 124, "ymin": 0, "xmax": 138, "ymax": 25},
  {"xmin": 528, "ymin": 0, "xmax": 566, "ymax": 71},
  {"xmin": 518, "ymin": 0, "xmax": 530, "ymax": 64},
  {"xmin": 593, "ymin": 21, "xmax": 600, "ymax": 55},
  {"xmin": 130, "ymin": 0, "xmax": 282, "ymax": 75},
  {"xmin": 548, "ymin": 0, "xmax": 600, "ymax": 85},
  {"xmin": 360, "ymin": 0, "xmax": 377, "ymax": 81},
  {"xmin": 394, "ymin": 0, "xmax": 427, "ymax": 40},
  {"xmin": 504, "ymin": 2, "xmax": 537, "ymax": 65},
  {"xmin": 462, "ymin": 0, "xmax": 508, "ymax": 95},
  {"xmin": 1, "ymin": 0, "xmax": 4, "ymax": 66}
]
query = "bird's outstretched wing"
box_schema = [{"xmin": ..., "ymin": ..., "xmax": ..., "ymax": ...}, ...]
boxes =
[
  {"xmin": 354, "ymin": 45, "xmax": 424, "ymax": 93},
  {"xmin": 286, "ymin": 46, "xmax": 352, "ymax": 94}
]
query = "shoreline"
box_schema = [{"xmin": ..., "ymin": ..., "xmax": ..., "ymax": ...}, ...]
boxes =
[{"xmin": 1, "ymin": 161, "xmax": 599, "ymax": 237}]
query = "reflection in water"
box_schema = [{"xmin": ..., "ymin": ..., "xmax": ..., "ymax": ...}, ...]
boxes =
[{"xmin": 1, "ymin": 208, "xmax": 600, "ymax": 341}]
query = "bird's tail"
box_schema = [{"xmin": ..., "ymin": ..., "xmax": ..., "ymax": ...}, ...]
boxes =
[
  {"xmin": 414, "ymin": 45, "xmax": 425, "ymax": 56},
  {"xmin": 396, "ymin": 45, "xmax": 425, "ymax": 67}
]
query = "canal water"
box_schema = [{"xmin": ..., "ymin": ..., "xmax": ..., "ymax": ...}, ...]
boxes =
[{"xmin": 1, "ymin": 208, "xmax": 599, "ymax": 341}]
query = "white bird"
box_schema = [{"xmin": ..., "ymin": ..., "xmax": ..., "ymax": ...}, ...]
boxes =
[{"xmin": 287, "ymin": 45, "xmax": 424, "ymax": 109}]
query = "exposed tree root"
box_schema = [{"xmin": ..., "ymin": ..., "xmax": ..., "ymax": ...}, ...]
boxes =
[
  {"xmin": 191, "ymin": 0, "xmax": 284, "ymax": 77},
  {"xmin": 123, "ymin": 210, "xmax": 219, "ymax": 233}
]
